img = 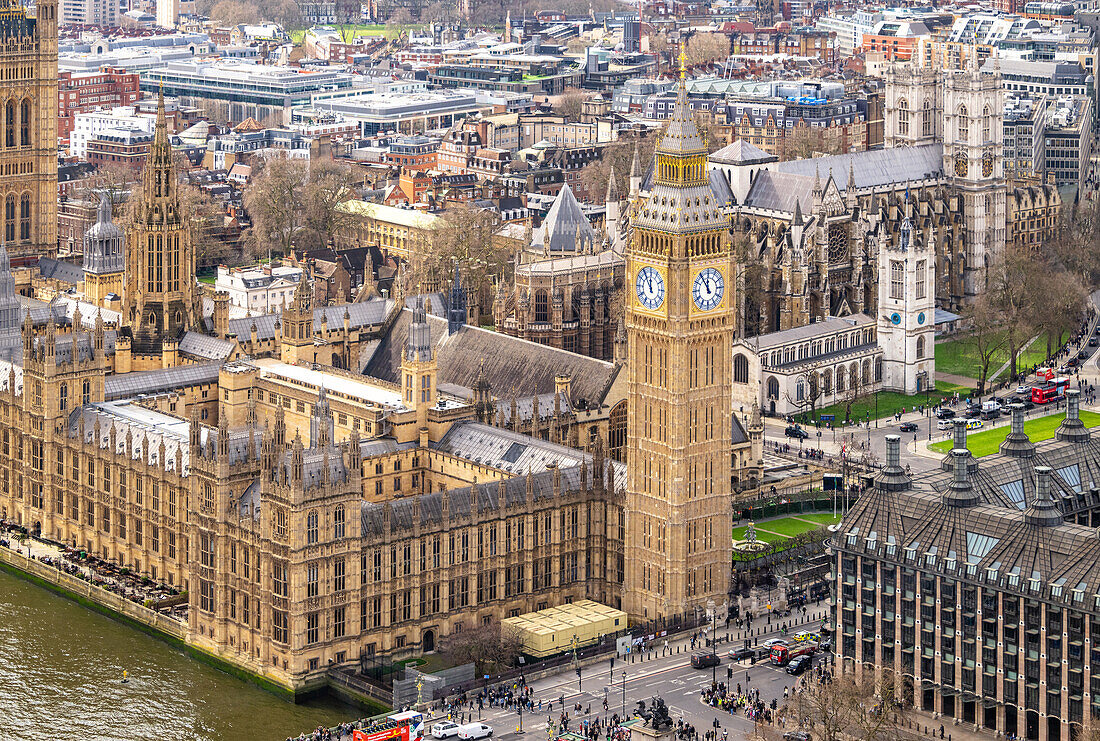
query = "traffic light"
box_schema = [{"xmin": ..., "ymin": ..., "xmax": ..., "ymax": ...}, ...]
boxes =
[{"xmin": 726, "ymin": 667, "xmax": 733, "ymax": 680}]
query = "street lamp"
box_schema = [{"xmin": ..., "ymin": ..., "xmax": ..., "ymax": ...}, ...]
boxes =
[{"xmin": 621, "ymin": 669, "xmax": 627, "ymax": 719}]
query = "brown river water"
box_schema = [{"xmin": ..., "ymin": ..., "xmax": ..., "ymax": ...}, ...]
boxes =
[{"xmin": 0, "ymin": 567, "xmax": 358, "ymax": 740}]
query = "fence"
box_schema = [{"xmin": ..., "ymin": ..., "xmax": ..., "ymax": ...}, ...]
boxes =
[{"xmin": 393, "ymin": 663, "xmax": 475, "ymax": 708}]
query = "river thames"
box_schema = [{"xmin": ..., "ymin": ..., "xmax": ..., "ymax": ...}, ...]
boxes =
[{"xmin": 0, "ymin": 568, "xmax": 358, "ymax": 740}]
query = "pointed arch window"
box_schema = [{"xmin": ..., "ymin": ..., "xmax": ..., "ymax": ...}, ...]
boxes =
[
  {"xmin": 982, "ymin": 106, "xmax": 991, "ymax": 143},
  {"xmin": 19, "ymin": 99, "xmax": 29, "ymax": 147},
  {"xmin": 4, "ymin": 100, "xmax": 13, "ymax": 148},
  {"xmin": 4, "ymin": 195, "xmax": 13, "ymax": 243},
  {"xmin": 922, "ymin": 99, "xmax": 934, "ymax": 137},
  {"xmin": 18, "ymin": 193, "xmax": 29, "ymax": 241},
  {"xmin": 957, "ymin": 105, "xmax": 969, "ymax": 142},
  {"xmin": 897, "ymin": 98, "xmax": 909, "ymax": 136}
]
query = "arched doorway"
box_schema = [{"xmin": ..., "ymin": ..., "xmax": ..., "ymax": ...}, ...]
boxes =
[{"xmin": 423, "ymin": 629, "xmax": 435, "ymax": 653}]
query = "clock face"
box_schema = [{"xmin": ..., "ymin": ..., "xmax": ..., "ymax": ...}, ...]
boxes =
[
  {"xmin": 635, "ymin": 266, "xmax": 666, "ymax": 311},
  {"xmin": 982, "ymin": 150, "xmax": 994, "ymax": 177},
  {"xmin": 917, "ymin": 311, "xmax": 926, "ymax": 325},
  {"xmin": 954, "ymin": 151, "xmax": 968, "ymax": 178},
  {"xmin": 692, "ymin": 267, "xmax": 725, "ymax": 311},
  {"xmin": 891, "ymin": 312, "xmax": 902, "ymax": 326}
]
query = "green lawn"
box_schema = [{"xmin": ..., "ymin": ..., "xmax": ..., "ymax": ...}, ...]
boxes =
[
  {"xmin": 197, "ymin": 274, "xmax": 215, "ymax": 285},
  {"xmin": 808, "ymin": 381, "xmax": 968, "ymax": 425},
  {"xmin": 732, "ymin": 514, "xmax": 841, "ymax": 541},
  {"xmin": 936, "ymin": 331, "xmax": 1055, "ymax": 381},
  {"xmin": 929, "ymin": 410, "xmax": 1100, "ymax": 457},
  {"xmin": 732, "ymin": 525, "xmax": 787, "ymax": 544},
  {"xmin": 792, "ymin": 512, "xmax": 845, "ymax": 526}
]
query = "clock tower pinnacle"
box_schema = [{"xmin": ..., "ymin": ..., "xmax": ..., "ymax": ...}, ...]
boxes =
[{"xmin": 623, "ymin": 50, "xmax": 733, "ymax": 620}]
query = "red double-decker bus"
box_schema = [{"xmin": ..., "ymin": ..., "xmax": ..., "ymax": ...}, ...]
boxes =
[{"xmin": 1032, "ymin": 377, "xmax": 1070, "ymax": 404}]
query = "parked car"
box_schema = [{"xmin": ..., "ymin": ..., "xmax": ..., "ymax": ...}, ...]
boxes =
[
  {"xmin": 936, "ymin": 408, "xmax": 956, "ymax": 420},
  {"xmin": 433, "ymin": 723, "xmax": 462, "ymax": 739},
  {"xmin": 691, "ymin": 651, "xmax": 721, "ymax": 669},
  {"xmin": 937, "ymin": 419, "xmax": 954, "ymax": 430},
  {"xmin": 728, "ymin": 646, "xmax": 756, "ymax": 661},
  {"xmin": 457, "ymin": 724, "xmax": 494, "ymax": 741},
  {"xmin": 899, "ymin": 422, "xmax": 918, "ymax": 432},
  {"xmin": 785, "ymin": 425, "xmax": 810, "ymax": 440},
  {"xmin": 786, "ymin": 654, "xmax": 813, "ymax": 675},
  {"xmin": 783, "ymin": 732, "xmax": 811, "ymax": 741}
]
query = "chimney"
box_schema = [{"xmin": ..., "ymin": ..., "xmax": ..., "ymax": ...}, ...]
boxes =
[
  {"xmin": 942, "ymin": 418, "xmax": 976, "ymax": 473},
  {"xmin": 1056, "ymin": 389, "xmax": 1090, "ymax": 443},
  {"xmin": 1024, "ymin": 466, "xmax": 1064, "ymax": 527},
  {"xmin": 873, "ymin": 434, "xmax": 910, "ymax": 491},
  {"xmin": 1000, "ymin": 403, "xmax": 1035, "ymax": 458},
  {"xmin": 943, "ymin": 448, "xmax": 979, "ymax": 507}
]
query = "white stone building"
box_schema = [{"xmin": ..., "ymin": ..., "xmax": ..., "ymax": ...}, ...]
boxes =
[{"xmin": 215, "ymin": 264, "xmax": 302, "ymax": 313}]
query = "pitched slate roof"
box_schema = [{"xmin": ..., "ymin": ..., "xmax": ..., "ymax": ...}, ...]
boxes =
[
  {"xmin": 362, "ymin": 309, "xmax": 620, "ymax": 408},
  {"xmin": 179, "ymin": 331, "xmax": 237, "ymax": 361},
  {"xmin": 710, "ymin": 139, "xmax": 777, "ymax": 166},
  {"xmin": 772, "ymin": 144, "xmax": 944, "ymax": 191},
  {"xmin": 532, "ymin": 182, "xmax": 596, "ymax": 253}
]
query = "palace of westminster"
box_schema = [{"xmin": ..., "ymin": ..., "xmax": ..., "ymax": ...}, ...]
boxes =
[{"xmin": 0, "ymin": 0, "xmax": 1087, "ymax": 718}]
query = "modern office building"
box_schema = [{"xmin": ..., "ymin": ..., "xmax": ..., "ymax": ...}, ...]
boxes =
[
  {"xmin": 833, "ymin": 397, "xmax": 1100, "ymax": 741},
  {"xmin": 140, "ymin": 61, "xmax": 359, "ymax": 125}
]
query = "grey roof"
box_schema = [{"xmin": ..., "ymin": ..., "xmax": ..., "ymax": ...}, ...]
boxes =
[
  {"xmin": 732, "ymin": 415, "xmax": 749, "ymax": 445},
  {"xmin": 179, "ymin": 331, "xmax": 237, "ymax": 361},
  {"xmin": 710, "ymin": 139, "xmax": 777, "ymax": 166},
  {"xmin": 433, "ymin": 420, "xmax": 596, "ymax": 475},
  {"xmin": 837, "ymin": 416, "xmax": 1100, "ymax": 605},
  {"xmin": 753, "ymin": 313, "xmax": 875, "ymax": 351},
  {"xmin": 494, "ymin": 391, "xmax": 571, "ymax": 426},
  {"xmin": 742, "ymin": 170, "xmax": 816, "ymax": 214},
  {"xmin": 38, "ymin": 258, "xmax": 85, "ymax": 284},
  {"xmin": 532, "ymin": 182, "xmax": 596, "ymax": 253},
  {"xmin": 204, "ymin": 297, "xmax": 396, "ymax": 341},
  {"xmin": 69, "ymin": 400, "xmax": 191, "ymax": 475},
  {"xmin": 105, "ymin": 361, "xmax": 223, "ymax": 400},
  {"xmin": 772, "ymin": 144, "xmax": 944, "ymax": 192},
  {"xmin": 363, "ymin": 309, "xmax": 620, "ymax": 409}
]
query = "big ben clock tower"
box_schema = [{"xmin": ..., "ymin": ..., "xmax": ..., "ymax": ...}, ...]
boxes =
[{"xmin": 624, "ymin": 53, "xmax": 733, "ymax": 621}]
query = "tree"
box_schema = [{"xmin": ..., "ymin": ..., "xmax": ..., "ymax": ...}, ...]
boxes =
[
  {"xmin": 421, "ymin": 1, "xmax": 450, "ymax": 22},
  {"xmin": 684, "ymin": 32, "xmax": 730, "ymax": 67},
  {"xmin": 386, "ymin": 7, "xmax": 413, "ymax": 25},
  {"xmin": 300, "ymin": 158, "xmax": 362, "ymax": 250},
  {"xmin": 440, "ymin": 622, "xmax": 524, "ymax": 676},
  {"xmin": 554, "ymin": 87, "xmax": 590, "ymax": 121},
  {"xmin": 417, "ymin": 204, "xmax": 506, "ymax": 306},
  {"xmin": 785, "ymin": 669, "xmax": 908, "ymax": 741},
  {"xmin": 782, "ymin": 123, "xmax": 845, "ymax": 160},
  {"xmin": 785, "ymin": 372, "xmax": 824, "ymax": 424},
  {"xmin": 242, "ymin": 154, "xmax": 309, "ymax": 259},
  {"xmin": 987, "ymin": 246, "xmax": 1036, "ymax": 380},
  {"xmin": 578, "ymin": 133, "xmax": 658, "ymax": 200},
  {"xmin": 209, "ymin": 0, "xmax": 259, "ymax": 25},
  {"xmin": 962, "ymin": 294, "xmax": 1009, "ymax": 395}
]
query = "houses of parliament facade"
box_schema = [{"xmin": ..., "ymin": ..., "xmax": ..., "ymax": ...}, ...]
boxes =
[{"xmin": 0, "ymin": 22, "xmax": 755, "ymax": 694}]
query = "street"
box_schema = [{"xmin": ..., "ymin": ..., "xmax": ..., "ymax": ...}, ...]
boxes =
[{"xmin": 435, "ymin": 606, "xmax": 831, "ymax": 741}]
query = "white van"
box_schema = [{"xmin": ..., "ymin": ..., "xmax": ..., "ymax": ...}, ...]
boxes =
[{"xmin": 457, "ymin": 724, "xmax": 493, "ymax": 741}]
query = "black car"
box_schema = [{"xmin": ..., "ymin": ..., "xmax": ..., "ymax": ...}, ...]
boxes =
[
  {"xmin": 727, "ymin": 646, "xmax": 757, "ymax": 661},
  {"xmin": 786, "ymin": 655, "xmax": 812, "ymax": 675},
  {"xmin": 1079, "ymin": 351, "xmax": 1091, "ymax": 360},
  {"xmin": 1020, "ymin": 399, "xmax": 1035, "ymax": 410},
  {"xmin": 899, "ymin": 422, "xmax": 918, "ymax": 432},
  {"xmin": 1090, "ymin": 338, "xmax": 1099, "ymax": 347},
  {"xmin": 785, "ymin": 425, "xmax": 810, "ymax": 440},
  {"xmin": 690, "ymin": 652, "xmax": 720, "ymax": 669},
  {"xmin": 936, "ymin": 408, "xmax": 956, "ymax": 420}
]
